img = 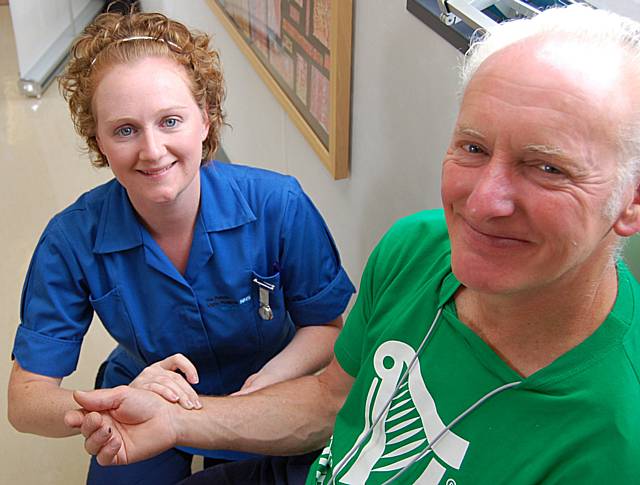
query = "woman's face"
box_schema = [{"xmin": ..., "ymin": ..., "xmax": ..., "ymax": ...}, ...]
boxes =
[{"xmin": 93, "ymin": 56, "xmax": 209, "ymax": 212}]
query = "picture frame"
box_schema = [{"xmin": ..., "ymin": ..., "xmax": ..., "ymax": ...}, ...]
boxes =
[{"xmin": 206, "ymin": 0, "xmax": 353, "ymax": 179}]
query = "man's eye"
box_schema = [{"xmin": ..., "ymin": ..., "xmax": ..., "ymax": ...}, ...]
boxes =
[
  {"xmin": 463, "ymin": 143, "xmax": 484, "ymax": 154},
  {"xmin": 539, "ymin": 163, "xmax": 563, "ymax": 175},
  {"xmin": 116, "ymin": 126, "xmax": 134, "ymax": 137}
]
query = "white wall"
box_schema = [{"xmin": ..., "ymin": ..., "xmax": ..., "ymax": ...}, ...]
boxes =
[
  {"xmin": 9, "ymin": 0, "xmax": 97, "ymax": 76},
  {"xmin": 146, "ymin": 0, "xmax": 462, "ymax": 287},
  {"xmin": 589, "ymin": 0, "xmax": 640, "ymax": 19},
  {"xmin": 149, "ymin": 0, "xmax": 640, "ymax": 284}
]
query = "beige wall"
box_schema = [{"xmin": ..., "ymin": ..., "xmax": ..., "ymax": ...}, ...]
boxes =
[
  {"xmin": 158, "ymin": 0, "xmax": 640, "ymax": 283},
  {"xmin": 0, "ymin": 5, "xmax": 116, "ymax": 484},
  {"xmin": 1, "ymin": 1, "xmax": 461, "ymax": 483},
  {"xmin": 146, "ymin": 0, "xmax": 462, "ymax": 288},
  {"xmin": 4, "ymin": 1, "xmax": 640, "ymax": 483}
]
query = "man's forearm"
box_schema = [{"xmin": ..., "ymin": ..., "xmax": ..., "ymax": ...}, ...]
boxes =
[{"xmin": 175, "ymin": 365, "xmax": 352, "ymax": 455}]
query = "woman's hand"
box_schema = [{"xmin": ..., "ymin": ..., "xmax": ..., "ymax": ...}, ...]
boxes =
[
  {"xmin": 231, "ymin": 369, "xmax": 286, "ymax": 396},
  {"xmin": 231, "ymin": 318, "xmax": 343, "ymax": 396},
  {"xmin": 130, "ymin": 354, "xmax": 202, "ymax": 409}
]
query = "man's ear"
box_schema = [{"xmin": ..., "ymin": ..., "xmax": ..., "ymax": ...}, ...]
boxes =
[{"xmin": 613, "ymin": 184, "xmax": 640, "ymax": 237}]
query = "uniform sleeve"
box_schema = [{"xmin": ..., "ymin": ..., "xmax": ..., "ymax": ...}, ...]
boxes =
[
  {"xmin": 12, "ymin": 221, "xmax": 93, "ymax": 377},
  {"xmin": 278, "ymin": 179, "xmax": 355, "ymax": 325}
]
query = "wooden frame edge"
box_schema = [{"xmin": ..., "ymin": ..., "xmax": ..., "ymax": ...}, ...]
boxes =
[{"xmin": 206, "ymin": 0, "xmax": 352, "ymax": 180}]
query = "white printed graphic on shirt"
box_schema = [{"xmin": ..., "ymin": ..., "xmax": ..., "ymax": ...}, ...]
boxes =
[{"xmin": 331, "ymin": 340, "xmax": 470, "ymax": 484}]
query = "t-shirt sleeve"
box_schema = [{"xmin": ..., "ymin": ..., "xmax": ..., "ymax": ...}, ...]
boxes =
[
  {"xmin": 334, "ymin": 240, "xmax": 381, "ymax": 378},
  {"xmin": 278, "ymin": 179, "xmax": 355, "ymax": 325},
  {"xmin": 12, "ymin": 221, "xmax": 93, "ymax": 377},
  {"xmin": 333, "ymin": 210, "xmax": 446, "ymax": 378}
]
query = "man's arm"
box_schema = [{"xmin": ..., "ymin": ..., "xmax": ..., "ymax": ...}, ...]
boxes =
[
  {"xmin": 66, "ymin": 356, "xmax": 354, "ymax": 466},
  {"xmin": 234, "ymin": 316, "xmax": 343, "ymax": 395}
]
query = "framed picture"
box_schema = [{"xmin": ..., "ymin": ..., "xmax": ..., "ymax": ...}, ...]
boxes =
[{"xmin": 206, "ymin": 0, "xmax": 353, "ymax": 179}]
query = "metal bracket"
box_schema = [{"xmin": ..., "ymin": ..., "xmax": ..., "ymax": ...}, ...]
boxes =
[{"xmin": 436, "ymin": 0, "xmax": 543, "ymax": 31}]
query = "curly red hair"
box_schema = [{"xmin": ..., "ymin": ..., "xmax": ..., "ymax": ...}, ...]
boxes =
[{"xmin": 59, "ymin": 11, "xmax": 226, "ymax": 167}]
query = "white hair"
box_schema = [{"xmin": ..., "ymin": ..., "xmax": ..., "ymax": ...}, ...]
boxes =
[{"xmin": 460, "ymin": 4, "xmax": 640, "ymax": 219}]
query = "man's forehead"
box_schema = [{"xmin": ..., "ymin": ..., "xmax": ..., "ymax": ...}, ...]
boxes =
[
  {"xmin": 472, "ymin": 35, "xmax": 628, "ymax": 97},
  {"xmin": 460, "ymin": 35, "xmax": 635, "ymax": 140}
]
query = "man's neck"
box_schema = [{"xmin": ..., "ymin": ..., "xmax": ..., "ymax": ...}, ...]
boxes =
[{"xmin": 454, "ymin": 261, "xmax": 619, "ymax": 378}]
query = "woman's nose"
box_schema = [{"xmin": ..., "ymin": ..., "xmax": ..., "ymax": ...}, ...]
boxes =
[{"xmin": 138, "ymin": 129, "xmax": 167, "ymax": 162}]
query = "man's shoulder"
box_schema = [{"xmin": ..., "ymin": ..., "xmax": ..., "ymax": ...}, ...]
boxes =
[
  {"xmin": 375, "ymin": 209, "xmax": 450, "ymax": 263},
  {"xmin": 359, "ymin": 209, "xmax": 452, "ymax": 303}
]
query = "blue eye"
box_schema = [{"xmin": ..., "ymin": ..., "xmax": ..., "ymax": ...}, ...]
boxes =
[
  {"xmin": 540, "ymin": 163, "xmax": 563, "ymax": 175},
  {"xmin": 163, "ymin": 117, "xmax": 180, "ymax": 128},
  {"xmin": 116, "ymin": 126, "xmax": 134, "ymax": 137},
  {"xmin": 463, "ymin": 143, "xmax": 484, "ymax": 154}
]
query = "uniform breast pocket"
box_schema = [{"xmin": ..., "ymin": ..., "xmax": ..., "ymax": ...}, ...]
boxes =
[
  {"xmin": 251, "ymin": 271, "xmax": 293, "ymax": 355},
  {"xmin": 89, "ymin": 287, "xmax": 143, "ymax": 359}
]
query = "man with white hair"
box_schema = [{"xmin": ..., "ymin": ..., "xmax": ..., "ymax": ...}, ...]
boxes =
[{"xmin": 67, "ymin": 4, "xmax": 640, "ymax": 483}]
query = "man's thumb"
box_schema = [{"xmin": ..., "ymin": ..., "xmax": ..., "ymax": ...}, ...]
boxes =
[{"xmin": 73, "ymin": 386, "xmax": 126, "ymax": 411}]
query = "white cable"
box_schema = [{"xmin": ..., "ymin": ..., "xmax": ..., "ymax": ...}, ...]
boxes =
[
  {"xmin": 329, "ymin": 307, "xmax": 443, "ymax": 484},
  {"xmin": 379, "ymin": 380, "xmax": 521, "ymax": 485}
]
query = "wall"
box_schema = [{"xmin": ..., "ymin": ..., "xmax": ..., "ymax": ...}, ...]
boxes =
[
  {"xmin": 143, "ymin": 0, "xmax": 462, "ymax": 287},
  {"xmin": 9, "ymin": 0, "xmax": 98, "ymax": 76},
  {"xmin": 2, "ymin": 2, "xmax": 461, "ymax": 483},
  {"xmin": 144, "ymin": 0, "xmax": 640, "ymax": 282},
  {"xmin": 0, "ymin": 5, "xmax": 116, "ymax": 483},
  {"xmin": 589, "ymin": 0, "xmax": 640, "ymax": 18}
]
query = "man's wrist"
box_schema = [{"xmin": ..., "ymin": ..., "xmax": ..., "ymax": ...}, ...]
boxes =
[
  {"xmin": 170, "ymin": 397, "xmax": 220, "ymax": 449},
  {"xmin": 171, "ymin": 402, "xmax": 193, "ymax": 447}
]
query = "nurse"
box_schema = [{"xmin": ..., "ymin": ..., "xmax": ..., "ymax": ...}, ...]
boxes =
[{"xmin": 7, "ymin": 10, "xmax": 354, "ymax": 485}]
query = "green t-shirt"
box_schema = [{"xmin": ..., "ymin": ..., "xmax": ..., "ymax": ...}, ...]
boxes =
[{"xmin": 307, "ymin": 209, "xmax": 640, "ymax": 484}]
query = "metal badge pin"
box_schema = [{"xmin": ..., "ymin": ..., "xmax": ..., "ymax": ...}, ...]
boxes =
[{"xmin": 253, "ymin": 278, "xmax": 275, "ymax": 321}]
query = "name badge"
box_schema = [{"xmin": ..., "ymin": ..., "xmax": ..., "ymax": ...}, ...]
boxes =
[{"xmin": 252, "ymin": 278, "xmax": 275, "ymax": 320}]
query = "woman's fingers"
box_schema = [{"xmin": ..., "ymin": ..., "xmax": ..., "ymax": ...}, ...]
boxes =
[
  {"xmin": 143, "ymin": 382, "xmax": 179, "ymax": 403},
  {"xmin": 131, "ymin": 354, "xmax": 201, "ymax": 409},
  {"xmin": 150, "ymin": 373, "xmax": 201, "ymax": 409},
  {"xmin": 157, "ymin": 353, "xmax": 199, "ymax": 385}
]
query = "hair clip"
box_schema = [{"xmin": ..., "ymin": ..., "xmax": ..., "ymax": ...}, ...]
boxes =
[{"xmin": 90, "ymin": 36, "xmax": 181, "ymax": 66}]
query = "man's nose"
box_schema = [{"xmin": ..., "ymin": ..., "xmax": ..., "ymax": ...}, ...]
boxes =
[
  {"xmin": 138, "ymin": 129, "xmax": 167, "ymax": 162},
  {"xmin": 466, "ymin": 159, "xmax": 516, "ymax": 220}
]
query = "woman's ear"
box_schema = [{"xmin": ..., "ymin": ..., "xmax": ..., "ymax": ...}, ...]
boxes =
[
  {"xmin": 200, "ymin": 108, "xmax": 210, "ymax": 142},
  {"xmin": 613, "ymin": 184, "xmax": 640, "ymax": 237},
  {"xmin": 95, "ymin": 134, "xmax": 104, "ymax": 154}
]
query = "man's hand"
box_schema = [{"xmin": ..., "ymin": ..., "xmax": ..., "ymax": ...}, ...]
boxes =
[
  {"xmin": 64, "ymin": 386, "xmax": 179, "ymax": 466},
  {"xmin": 130, "ymin": 353, "xmax": 202, "ymax": 410}
]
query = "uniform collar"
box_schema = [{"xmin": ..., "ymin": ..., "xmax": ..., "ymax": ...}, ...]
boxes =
[
  {"xmin": 93, "ymin": 163, "xmax": 256, "ymax": 254},
  {"xmin": 199, "ymin": 162, "xmax": 256, "ymax": 232},
  {"xmin": 94, "ymin": 181, "xmax": 143, "ymax": 254}
]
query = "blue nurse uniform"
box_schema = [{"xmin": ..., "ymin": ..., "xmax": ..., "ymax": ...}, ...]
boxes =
[{"xmin": 12, "ymin": 162, "xmax": 355, "ymax": 481}]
